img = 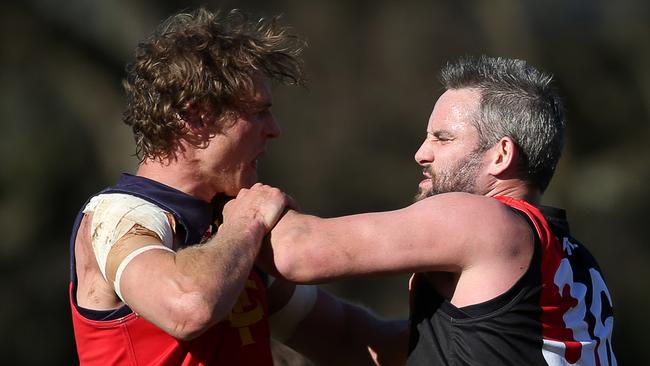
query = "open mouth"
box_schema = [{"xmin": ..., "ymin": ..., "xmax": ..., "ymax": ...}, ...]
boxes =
[
  {"xmin": 251, "ymin": 151, "xmax": 266, "ymax": 169},
  {"xmin": 419, "ymin": 167, "xmax": 433, "ymax": 187}
]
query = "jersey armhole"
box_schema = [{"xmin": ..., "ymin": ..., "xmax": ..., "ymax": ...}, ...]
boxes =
[
  {"xmin": 448, "ymin": 205, "xmax": 542, "ymax": 319},
  {"xmin": 506, "ymin": 205, "xmax": 542, "ymax": 253}
]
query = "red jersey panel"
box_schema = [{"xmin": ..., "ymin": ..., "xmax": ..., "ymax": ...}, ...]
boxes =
[{"xmin": 70, "ymin": 271, "xmax": 272, "ymax": 366}]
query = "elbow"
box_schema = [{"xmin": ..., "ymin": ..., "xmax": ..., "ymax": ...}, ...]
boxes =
[
  {"xmin": 274, "ymin": 240, "xmax": 336, "ymax": 284},
  {"xmin": 274, "ymin": 248, "xmax": 321, "ymax": 284},
  {"xmin": 271, "ymin": 215, "xmax": 341, "ymax": 283},
  {"xmin": 164, "ymin": 292, "xmax": 220, "ymax": 341}
]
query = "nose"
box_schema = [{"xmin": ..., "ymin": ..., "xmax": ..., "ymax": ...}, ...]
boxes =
[
  {"xmin": 414, "ymin": 140, "xmax": 432, "ymax": 166},
  {"xmin": 265, "ymin": 113, "xmax": 281, "ymax": 139}
]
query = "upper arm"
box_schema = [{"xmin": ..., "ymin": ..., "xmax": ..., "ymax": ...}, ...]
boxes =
[
  {"xmin": 269, "ymin": 192, "xmax": 524, "ymax": 282},
  {"xmin": 83, "ymin": 194, "xmax": 195, "ymax": 331},
  {"xmin": 105, "ymin": 227, "xmax": 174, "ymax": 299}
]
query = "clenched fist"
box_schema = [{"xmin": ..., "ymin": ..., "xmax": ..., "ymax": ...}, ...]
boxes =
[{"xmin": 221, "ymin": 183, "xmax": 290, "ymax": 241}]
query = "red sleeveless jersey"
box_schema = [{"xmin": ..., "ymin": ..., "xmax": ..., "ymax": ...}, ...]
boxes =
[{"xmin": 70, "ymin": 271, "xmax": 273, "ymax": 365}]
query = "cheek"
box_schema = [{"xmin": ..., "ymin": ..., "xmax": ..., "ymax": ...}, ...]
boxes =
[
  {"xmin": 434, "ymin": 149, "xmax": 464, "ymax": 171},
  {"xmin": 236, "ymin": 126, "xmax": 263, "ymax": 147},
  {"xmin": 224, "ymin": 130, "xmax": 257, "ymax": 158},
  {"xmin": 431, "ymin": 149, "xmax": 453, "ymax": 166}
]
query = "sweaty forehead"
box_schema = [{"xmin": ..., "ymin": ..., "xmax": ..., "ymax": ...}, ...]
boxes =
[{"xmin": 427, "ymin": 88, "xmax": 480, "ymax": 134}]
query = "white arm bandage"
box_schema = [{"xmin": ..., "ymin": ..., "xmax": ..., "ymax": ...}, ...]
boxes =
[
  {"xmin": 83, "ymin": 193, "xmax": 174, "ymax": 281},
  {"xmin": 113, "ymin": 244, "xmax": 174, "ymax": 302},
  {"xmin": 269, "ymin": 284, "xmax": 318, "ymax": 342}
]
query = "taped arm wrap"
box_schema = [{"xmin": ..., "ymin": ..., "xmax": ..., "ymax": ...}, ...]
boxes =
[
  {"xmin": 83, "ymin": 193, "xmax": 174, "ymax": 281},
  {"xmin": 269, "ymin": 284, "xmax": 318, "ymax": 342}
]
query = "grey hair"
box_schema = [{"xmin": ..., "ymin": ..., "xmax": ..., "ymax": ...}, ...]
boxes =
[{"xmin": 440, "ymin": 55, "xmax": 566, "ymax": 192}]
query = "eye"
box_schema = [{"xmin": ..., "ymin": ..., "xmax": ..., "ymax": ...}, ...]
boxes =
[
  {"xmin": 428, "ymin": 132, "xmax": 452, "ymax": 143},
  {"xmin": 258, "ymin": 109, "xmax": 271, "ymax": 118},
  {"xmin": 254, "ymin": 106, "xmax": 272, "ymax": 119}
]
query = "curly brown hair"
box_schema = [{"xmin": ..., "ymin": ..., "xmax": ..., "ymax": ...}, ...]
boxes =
[{"xmin": 122, "ymin": 8, "xmax": 305, "ymax": 161}]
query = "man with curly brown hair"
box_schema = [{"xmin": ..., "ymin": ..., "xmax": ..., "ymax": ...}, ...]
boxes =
[{"xmin": 68, "ymin": 8, "xmax": 405, "ymax": 366}]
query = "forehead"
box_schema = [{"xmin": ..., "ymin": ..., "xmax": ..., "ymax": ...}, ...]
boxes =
[{"xmin": 427, "ymin": 88, "xmax": 480, "ymax": 135}]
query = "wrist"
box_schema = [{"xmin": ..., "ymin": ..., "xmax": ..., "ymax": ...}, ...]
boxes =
[{"xmin": 219, "ymin": 218, "xmax": 267, "ymax": 245}]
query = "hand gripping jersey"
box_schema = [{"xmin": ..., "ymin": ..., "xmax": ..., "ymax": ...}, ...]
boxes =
[
  {"xmin": 407, "ymin": 196, "xmax": 617, "ymax": 365},
  {"xmin": 69, "ymin": 174, "xmax": 273, "ymax": 365}
]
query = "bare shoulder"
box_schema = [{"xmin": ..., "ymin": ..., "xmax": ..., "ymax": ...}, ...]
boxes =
[
  {"xmin": 413, "ymin": 194, "xmax": 536, "ymax": 306},
  {"xmin": 411, "ymin": 191, "xmax": 506, "ymax": 213},
  {"xmin": 407, "ymin": 192, "xmax": 533, "ymax": 257},
  {"xmin": 406, "ymin": 192, "xmax": 519, "ymax": 229}
]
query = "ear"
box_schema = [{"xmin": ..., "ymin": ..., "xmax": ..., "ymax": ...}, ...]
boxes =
[{"xmin": 485, "ymin": 136, "xmax": 517, "ymax": 177}]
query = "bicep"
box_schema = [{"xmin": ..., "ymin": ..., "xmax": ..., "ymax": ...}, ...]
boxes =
[
  {"xmin": 105, "ymin": 229, "xmax": 175, "ymax": 300},
  {"xmin": 110, "ymin": 235, "xmax": 179, "ymax": 313},
  {"xmin": 321, "ymin": 206, "xmax": 466, "ymax": 274}
]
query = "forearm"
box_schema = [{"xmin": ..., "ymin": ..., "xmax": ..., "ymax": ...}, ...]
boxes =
[
  {"xmin": 345, "ymin": 305, "xmax": 409, "ymax": 366},
  {"xmin": 97, "ymin": 183, "xmax": 288, "ymax": 340},
  {"xmin": 118, "ymin": 221, "xmax": 266, "ymax": 340},
  {"xmin": 174, "ymin": 223, "xmax": 264, "ymax": 321},
  {"xmin": 285, "ymin": 290, "xmax": 408, "ymax": 366}
]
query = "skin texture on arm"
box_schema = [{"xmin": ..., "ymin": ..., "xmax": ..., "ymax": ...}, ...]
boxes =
[
  {"xmin": 77, "ymin": 183, "xmax": 288, "ymax": 341},
  {"xmin": 109, "ymin": 220, "xmax": 263, "ymax": 340},
  {"xmin": 262, "ymin": 191, "xmax": 534, "ymax": 307}
]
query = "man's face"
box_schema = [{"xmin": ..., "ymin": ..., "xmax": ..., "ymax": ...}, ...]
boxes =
[
  {"xmin": 414, "ymin": 88, "xmax": 485, "ymax": 201},
  {"xmin": 196, "ymin": 78, "xmax": 281, "ymax": 197}
]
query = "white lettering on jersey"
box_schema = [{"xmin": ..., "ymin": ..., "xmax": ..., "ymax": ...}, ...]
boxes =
[{"xmin": 542, "ymin": 238, "xmax": 616, "ymax": 366}]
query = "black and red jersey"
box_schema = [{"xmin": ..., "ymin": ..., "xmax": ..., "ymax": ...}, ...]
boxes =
[{"xmin": 408, "ymin": 196, "xmax": 616, "ymax": 365}]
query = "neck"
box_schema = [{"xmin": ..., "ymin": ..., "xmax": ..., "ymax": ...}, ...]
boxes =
[
  {"xmin": 483, "ymin": 181, "xmax": 542, "ymax": 206},
  {"xmin": 136, "ymin": 158, "xmax": 217, "ymax": 203}
]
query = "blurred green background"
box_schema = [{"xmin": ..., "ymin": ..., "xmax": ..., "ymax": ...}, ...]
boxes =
[{"xmin": 1, "ymin": 0, "xmax": 648, "ymax": 364}]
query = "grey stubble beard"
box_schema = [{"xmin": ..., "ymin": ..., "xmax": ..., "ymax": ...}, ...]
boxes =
[{"xmin": 415, "ymin": 150, "xmax": 484, "ymax": 202}]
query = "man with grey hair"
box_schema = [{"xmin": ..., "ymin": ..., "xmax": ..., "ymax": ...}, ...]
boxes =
[{"xmin": 261, "ymin": 55, "xmax": 617, "ymax": 365}]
